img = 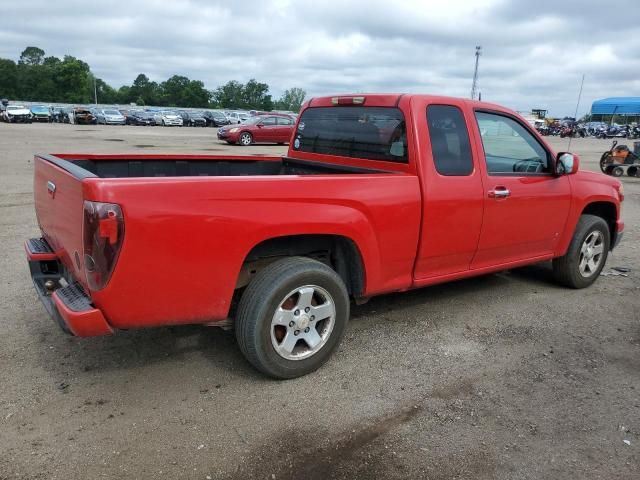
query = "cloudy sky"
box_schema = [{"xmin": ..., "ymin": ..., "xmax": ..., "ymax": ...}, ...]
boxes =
[{"xmin": 1, "ymin": 0, "xmax": 638, "ymax": 116}]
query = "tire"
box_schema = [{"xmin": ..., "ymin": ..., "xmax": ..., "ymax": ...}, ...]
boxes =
[
  {"xmin": 610, "ymin": 166, "xmax": 624, "ymax": 177},
  {"xmin": 235, "ymin": 257, "xmax": 350, "ymax": 379},
  {"xmin": 552, "ymin": 214, "xmax": 610, "ymax": 289},
  {"xmin": 599, "ymin": 153, "xmax": 610, "ymax": 173},
  {"xmin": 239, "ymin": 132, "xmax": 253, "ymax": 146},
  {"xmin": 627, "ymin": 166, "xmax": 638, "ymax": 177}
]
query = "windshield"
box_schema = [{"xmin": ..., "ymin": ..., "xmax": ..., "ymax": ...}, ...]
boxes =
[
  {"xmin": 293, "ymin": 106, "xmax": 407, "ymax": 163},
  {"xmin": 7, "ymin": 106, "xmax": 24, "ymax": 110},
  {"xmin": 31, "ymin": 106, "xmax": 48, "ymax": 112},
  {"xmin": 104, "ymin": 110, "xmax": 120, "ymax": 115}
]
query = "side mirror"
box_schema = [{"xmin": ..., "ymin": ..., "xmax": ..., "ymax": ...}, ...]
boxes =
[
  {"xmin": 256, "ymin": 123, "xmax": 264, "ymax": 128},
  {"xmin": 556, "ymin": 152, "xmax": 580, "ymax": 175}
]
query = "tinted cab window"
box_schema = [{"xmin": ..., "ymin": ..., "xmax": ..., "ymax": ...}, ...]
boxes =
[
  {"xmin": 427, "ymin": 105, "xmax": 473, "ymax": 176},
  {"xmin": 294, "ymin": 106, "xmax": 407, "ymax": 162}
]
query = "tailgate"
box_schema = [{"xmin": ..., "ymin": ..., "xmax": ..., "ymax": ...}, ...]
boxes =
[{"xmin": 34, "ymin": 155, "xmax": 94, "ymax": 290}]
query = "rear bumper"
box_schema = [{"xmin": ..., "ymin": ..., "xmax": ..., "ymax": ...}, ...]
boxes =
[{"xmin": 25, "ymin": 238, "xmax": 113, "ymax": 337}]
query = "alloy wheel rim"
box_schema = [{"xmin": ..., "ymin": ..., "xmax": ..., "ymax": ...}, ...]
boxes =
[
  {"xmin": 578, "ymin": 231, "xmax": 604, "ymax": 277},
  {"xmin": 270, "ymin": 285, "xmax": 336, "ymax": 361},
  {"xmin": 241, "ymin": 134, "xmax": 251, "ymax": 145}
]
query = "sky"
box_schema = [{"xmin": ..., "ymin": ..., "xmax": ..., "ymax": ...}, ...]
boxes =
[{"xmin": 1, "ymin": 0, "xmax": 639, "ymax": 116}]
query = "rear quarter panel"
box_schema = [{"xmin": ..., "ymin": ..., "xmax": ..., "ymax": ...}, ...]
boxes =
[{"xmin": 84, "ymin": 174, "xmax": 422, "ymax": 329}]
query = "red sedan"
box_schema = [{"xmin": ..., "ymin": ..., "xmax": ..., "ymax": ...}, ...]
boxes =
[{"xmin": 217, "ymin": 114, "xmax": 295, "ymax": 145}]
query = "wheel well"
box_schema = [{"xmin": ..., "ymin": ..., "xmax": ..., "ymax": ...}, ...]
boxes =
[
  {"xmin": 582, "ymin": 201, "xmax": 617, "ymax": 245},
  {"xmin": 237, "ymin": 235, "xmax": 365, "ymax": 297}
]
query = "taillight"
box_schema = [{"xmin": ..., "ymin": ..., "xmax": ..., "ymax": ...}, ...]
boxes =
[{"xmin": 83, "ymin": 201, "xmax": 124, "ymax": 290}]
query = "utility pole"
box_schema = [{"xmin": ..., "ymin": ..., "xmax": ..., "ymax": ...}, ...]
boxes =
[
  {"xmin": 94, "ymin": 76, "xmax": 98, "ymax": 105},
  {"xmin": 470, "ymin": 45, "xmax": 482, "ymax": 100}
]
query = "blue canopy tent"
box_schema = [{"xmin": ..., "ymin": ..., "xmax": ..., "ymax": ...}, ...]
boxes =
[{"xmin": 591, "ymin": 97, "xmax": 640, "ymax": 122}]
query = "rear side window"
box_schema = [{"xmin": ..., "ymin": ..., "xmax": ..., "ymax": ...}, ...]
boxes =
[
  {"xmin": 293, "ymin": 106, "xmax": 407, "ymax": 163},
  {"xmin": 427, "ymin": 105, "xmax": 473, "ymax": 176}
]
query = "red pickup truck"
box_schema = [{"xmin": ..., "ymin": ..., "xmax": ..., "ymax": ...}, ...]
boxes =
[{"xmin": 26, "ymin": 94, "xmax": 624, "ymax": 378}]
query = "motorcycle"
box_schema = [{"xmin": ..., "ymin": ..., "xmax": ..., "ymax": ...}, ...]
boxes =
[
  {"xmin": 559, "ymin": 125, "xmax": 586, "ymax": 138},
  {"xmin": 599, "ymin": 140, "xmax": 640, "ymax": 177}
]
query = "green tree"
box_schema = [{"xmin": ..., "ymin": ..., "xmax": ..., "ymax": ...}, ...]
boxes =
[
  {"xmin": 243, "ymin": 78, "xmax": 272, "ymax": 110},
  {"xmin": 275, "ymin": 87, "xmax": 306, "ymax": 112},
  {"xmin": 129, "ymin": 74, "xmax": 160, "ymax": 105},
  {"xmin": 95, "ymin": 78, "xmax": 120, "ymax": 104},
  {"xmin": 117, "ymin": 85, "xmax": 131, "ymax": 103},
  {"xmin": 19, "ymin": 46, "xmax": 45, "ymax": 66},
  {"xmin": 53, "ymin": 56, "xmax": 92, "ymax": 103},
  {"xmin": 212, "ymin": 80, "xmax": 244, "ymax": 108},
  {"xmin": 0, "ymin": 58, "xmax": 18, "ymax": 98},
  {"xmin": 160, "ymin": 75, "xmax": 211, "ymax": 107}
]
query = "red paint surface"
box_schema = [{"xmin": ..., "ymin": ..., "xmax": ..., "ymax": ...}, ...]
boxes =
[{"xmin": 30, "ymin": 94, "xmax": 623, "ymax": 335}]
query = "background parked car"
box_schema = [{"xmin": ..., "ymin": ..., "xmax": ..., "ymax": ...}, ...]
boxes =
[
  {"xmin": 30, "ymin": 105, "xmax": 51, "ymax": 122},
  {"xmin": 127, "ymin": 110, "xmax": 156, "ymax": 126},
  {"xmin": 217, "ymin": 113, "xmax": 295, "ymax": 145},
  {"xmin": 225, "ymin": 111, "xmax": 251, "ymax": 124},
  {"xmin": 152, "ymin": 110, "xmax": 183, "ymax": 126},
  {"xmin": 178, "ymin": 111, "xmax": 207, "ymax": 127},
  {"xmin": 2, "ymin": 105, "xmax": 32, "ymax": 123},
  {"xmin": 119, "ymin": 109, "xmax": 137, "ymax": 125},
  {"xmin": 203, "ymin": 110, "xmax": 231, "ymax": 127},
  {"xmin": 72, "ymin": 108, "xmax": 97, "ymax": 125},
  {"xmin": 94, "ymin": 109, "xmax": 126, "ymax": 125},
  {"xmin": 50, "ymin": 106, "xmax": 70, "ymax": 123}
]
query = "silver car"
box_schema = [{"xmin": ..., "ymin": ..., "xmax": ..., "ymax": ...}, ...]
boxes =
[
  {"xmin": 95, "ymin": 109, "xmax": 126, "ymax": 125},
  {"xmin": 152, "ymin": 110, "xmax": 184, "ymax": 126},
  {"xmin": 225, "ymin": 111, "xmax": 251, "ymax": 124}
]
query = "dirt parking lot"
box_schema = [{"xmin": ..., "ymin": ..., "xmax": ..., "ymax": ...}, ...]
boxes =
[{"xmin": 0, "ymin": 123, "xmax": 638, "ymax": 479}]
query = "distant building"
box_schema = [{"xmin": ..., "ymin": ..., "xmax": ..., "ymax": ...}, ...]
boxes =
[{"xmin": 591, "ymin": 97, "xmax": 640, "ymax": 123}]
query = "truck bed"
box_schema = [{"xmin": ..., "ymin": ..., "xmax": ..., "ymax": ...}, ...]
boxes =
[
  {"xmin": 32, "ymin": 152, "xmax": 422, "ymax": 331},
  {"xmin": 44, "ymin": 154, "xmax": 390, "ymax": 178}
]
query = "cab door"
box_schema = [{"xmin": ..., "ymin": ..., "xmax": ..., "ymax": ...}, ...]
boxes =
[
  {"xmin": 413, "ymin": 101, "xmax": 485, "ymax": 281},
  {"xmin": 275, "ymin": 115, "xmax": 294, "ymax": 143},
  {"xmin": 470, "ymin": 111, "xmax": 571, "ymax": 268},
  {"xmin": 256, "ymin": 116, "xmax": 278, "ymax": 142}
]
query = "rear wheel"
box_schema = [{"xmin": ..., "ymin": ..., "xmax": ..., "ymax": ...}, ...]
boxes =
[
  {"xmin": 235, "ymin": 257, "xmax": 349, "ymax": 379},
  {"xmin": 627, "ymin": 166, "xmax": 638, "ymax": 177},
  {"xmin": 553, "ymin": 214, "xmax": 610, "ymax": 288},
  {"xmin": 239, "ymin": 132, "xmax": 253, "ymax": 146}
]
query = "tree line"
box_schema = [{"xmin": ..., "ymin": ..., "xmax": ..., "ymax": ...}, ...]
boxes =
[{"xmin": 0, "ymin": 47, "xmax": 306, "ymax": 111}]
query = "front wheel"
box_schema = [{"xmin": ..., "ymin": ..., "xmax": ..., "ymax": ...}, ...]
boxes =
[
  {"xmin": 235, "ymin": 257, "xmax": 350, "ymax": 379},
  {"xmin": 599, "ymin": 153, "xmax": 610, "ymax": 173},
  {"xmin": 552, "ymin": 214, "xmax": 610, "ymax": 289},
  {"xmin": 239, "ymin": 132, "xmax": 253, "ymax": 146}
]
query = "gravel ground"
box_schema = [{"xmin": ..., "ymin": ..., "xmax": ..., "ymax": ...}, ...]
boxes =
[{"xmin": 0, "ymin": 123, "xmax": 638, "ymax": 479}]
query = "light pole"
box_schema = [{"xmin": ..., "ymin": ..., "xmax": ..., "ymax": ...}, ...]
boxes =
[{"xmin": 470, "ymin": 46, "xmax": 482, "ymax": 100}]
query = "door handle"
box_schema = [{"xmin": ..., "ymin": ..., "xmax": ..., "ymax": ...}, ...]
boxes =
[{"xmin": 488, "ymin": 187, "xmax": 510, "ymax": 199}]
